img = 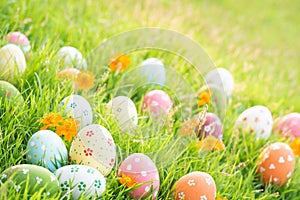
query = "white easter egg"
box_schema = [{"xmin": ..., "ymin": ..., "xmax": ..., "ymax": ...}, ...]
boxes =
[
  {"xmin": 205, "ymin": 68, "xmax": 234, "ymax": 97},
  {"xmin": 108, "ymin": 96, "xmax": 138, "ymax": 132},
  {"xmin": 0, "ymin": 44, "xmax": 26, "ymax": 82},
  {"xmin": 235, "ymin": 105, "xmax": 273, "ymax": 139},
  {"xmin": 55, "ymin": 165, "xmax": 106, "ymax": 199},
  {"xmin": 57, "ymin": 46, "xmax": 86, "ymax": 69},
  {"xmin": 59, "ymin": 95, "xmax": 93, "ymax": 130},
  {"xmin": 140, "ymin": 58, "xmax": 166, "ymax": 86}
]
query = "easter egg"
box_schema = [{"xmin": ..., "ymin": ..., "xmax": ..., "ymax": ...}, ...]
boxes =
[
  {"xmin": 69, "ymin": 124, "xmax": 116, "ymax": 176},
  {"xmin": 196, "ymin": 112, "xmax": 223, "ymax": 140},
  {"xmin": 107, "ymin": 96, "xmax": 138, "ymax": 132},
  {"xmin": 142, "ymin": 89, "xmax": 172, "ymax": 119},
  {"xmin": 173, "ymin": 171, "xmax": 216, "ymax": 200},
  {"xmin": 59, "ymin": 94, "xmax": 92, "ymax": 130},
  {"xmin": 118, "ymin": 153, "xmax": 160, "ymax": 199},
  {"xmin": 55, "ymin": 165, "xmax": 106, "ymax": 199},
  {"xmin": 274, "ymin": 113, "xmax": 300, "ymax": 138},
  {"xmin": 57, "ymin": 46, "xmax": 86, "ymax": 69},
  {"xmin": 5, "ymin": 32, "xmax": 31, "ymax": 54},
  {"xmin": 0, "ymin": 80, "xmax": 24, "ymax": 105},
  {"xmin": 139, "ymin": 58, "xmax": 166, "ymax": 86},
  {"xmin": 235, "ymin": 105, "xmax": 273, "ymax": 139},
  {"xmin": 58, "ymin": 68, "xmax": 80, "ymax": 80},
  {"xmin": 0, "ymin": 164, "xmax": 60, "ymax": 197},
  {"xmin": 257, "ymin": 142, "xmax": 295, "ymax": 186},
  {"xmin": 205, "ymin": 68, "xmax": 234, "ymax": 97},
  {"xmin": 0, "ymin": 44, "xmax": 26, "ymax": 82},
  {"xmin": 26, "ymin": 130, "xmax": 68, "ymax": 172}
]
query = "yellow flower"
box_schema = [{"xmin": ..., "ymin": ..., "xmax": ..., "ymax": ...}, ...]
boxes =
[
  {"xmin": 109, "ymin": 54, "xmax": 130, "ymax": 72},
  {"xmin": 216, "ymin": 198, "xmax": 228, "ymax": 200},
  {"xmin": 75, "ymin": 70, "xmax": 96, "ymax": 91},
  {"xmin": 197, "ymin": 90, "xmax": 212, "ymax": 106},
  {"xmin": 40, "ymin": 113, "xmax": 64, "ymax": 130},
  {"xmin": 56, "ymin": 118, "xmax": 78, "ymax": 142},
  {"xmin": 119, "ymin": 173, "xmax": 137, "ymax": 188},
  {"xmin": 197, "ymin": 135, "xmax": 225, "ymax": 151},
  {"xmin": 290, "ymin": 138, "xmax": 300, "ymax": 156}
]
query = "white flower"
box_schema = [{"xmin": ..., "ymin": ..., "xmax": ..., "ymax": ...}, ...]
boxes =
[
  {"xmin": 200, "ymin": 195, "xmax": 207, "ymax": 200},
  {"xmin": 1, "ymin": 174, "xmax": 7, "ymax": 179},
  {"xmin": 178, "ymin": 192, "xmax": 185, "ymax": 200},
  {"xmin": 36, "ymin": 177, "xmax": 42, "ymax": 184},
  {"xmin": 204, "ymin": 126, "xmax": 211, "ymax": 133},
  {"xmin": 50, "ymin": 175, "xmax": 56, "ymax": 182},
  {"xmin": 22, "ymin": 169, "xmax": 29, "ymax": 174},
  {"xmin": 14, "ymin": 185, "xmax": 21, "ymax": 192},
  {"xmin": 187, "ymin": 179, "xmax": 195, "ymax": 186},
  {"xmin": 205, "ymin": 177, "xmax": 212, "ymax": 185}
]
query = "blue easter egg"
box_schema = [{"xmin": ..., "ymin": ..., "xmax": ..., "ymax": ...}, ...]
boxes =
[{"xmin": 140, "ymin": 58, "xmax": 166, "ymax": 86}]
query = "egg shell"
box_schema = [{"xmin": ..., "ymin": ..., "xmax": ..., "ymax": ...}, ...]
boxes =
[
  {"xmin": 140, "ymin": 58, "xmax": 166, "ymax": 86},
  {"xmin": 55, "ymin": 165, "xmax": 106, "ymax": 199},
  {"xmin": 205, "ymin": 68, "xmax": 234, "ymax": 97},
  {"xmin": 69, "ymin": 124, "xmax": 116, "ymax": 176},
  {"xmin": 108, "ymin": 96, "xmax": 138, "ymax": 132},
  {"xmin": 5, "ymin": 32, "xmax": 31, "ymax": 54},
  {"xmin": 0, "ymin": 44, "xmax": 26, "ymax": 82},
  {"xmin": 274, "ymin": 113, "xmax": 300, "ymax": 138},
  {"xmin": 118, "ymin": 153, "xmax": 160, "ymax": 199},
  {"xmin": 142, "ymin": 89, "xmax": 172, "ymax": 119},
  {"xmin": 26, "ymin": 130, "xmax": 68, "ymax": 172},
  {"xmin": 0, "ymin": 164, "xmax": 60, "ymax": 197},
  {"xmin": 174, "ymin": 171, "xmax": 216, "ymax": 200},
  {"xmin": 0, "ymin": 80, "xmax": 24, "ymax": 105},
  {"xmin": 257, "ymin": 142, "xmax": 295, "ymax": 186},
  {"xmin": 59, "ymin": 94, "xmax": 93, "ymax": 130},
  {"xmin": 235, "ymin": 105, "xmax": 273, "ymax": 139},
  {"xmin": 196, "ymin": 112, "xmax": 223, "ymax": 140},
  {"xmin": 57, "ymin": 46, "xmax": 86, "ymax": 69}
]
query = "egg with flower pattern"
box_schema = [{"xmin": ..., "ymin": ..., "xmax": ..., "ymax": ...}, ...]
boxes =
[
  {"xmin": 55, "ymin": 165, "xmax": 106, "ymax": 199},
  {"xmin": 5, "ymin": 32, "xmax": 31, "ymax": 55},
  {"xmin": 69, "ymin": 124, "xmax": 116, "ymax": 176},
  {"xmin": 118, "ymin": 153, "xmax": 160, "ymax": 199},
  {"xmin": 26, "ymin": 130, "xmax": 68, "ymax": 172},
  {"xmin": 257, "ymin": 142, "xmax": 295, "ymax": 186},
  {"xmin": 196, "ymin": 112, "xmax": 223, "ymax": 140},
  {"xmin": 173, "ymin": 171, "xmax": 216, "ymax": 200},
  {"xmin": 235, "ymin": 105, "xmax": 273, "ymax": 139},
  {"xmin": 0, "ymin": 164, "xmax": 60, "ymax": 197},
  {"xmin": 274, "ymin": 113, "xmax": 300, "ymax": 139}
]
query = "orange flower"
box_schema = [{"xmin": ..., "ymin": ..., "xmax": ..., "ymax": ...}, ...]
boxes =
[
  {"xmin": 197, "ymin": 90, "xmax": 212, "ymax": 106},
  {"xmin": 290, "ymin": 138, "xmax": 300, "ymax": 156},
  {"xmin": 109, "ymin": 54, "xmax": 130, "ymax": 72},
  {"xmin": 75, "ymin": 70, "xmax": 96, "ymax": 91},
  {"xmin": 197, "ymin": 135, "xmax": 225, "ymax": 151},
  {"xmin": 40, "ymin": 113, "xmax": 64, "ymax": 130},
  {"xmin": 119, "ymin": 173, "xmax": 137, "ymax": 188},
  {"xmin": 56, "ymin": 118, "xmax": 78, "ymax": 142},
  {"xmin": 216, "ymin": 198, "xmax": 228, "ymax": 200}
]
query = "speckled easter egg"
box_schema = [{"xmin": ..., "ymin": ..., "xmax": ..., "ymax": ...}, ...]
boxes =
[
  {"xmin": 59, "ymin": 94, "xmax": 92, "ymax": 130},
  {"xmin": 5, "ymin": 32, "xmax": 31, "ymax": 54},
  {"xmin": 235, "ymin": 105, "xmax": 273, "ymax": 139},
  {"xmin": 0, "ymin": 44, "xmax": 26, "ymax": 82},
  {"xmin": 140, "ymin": 58, "xmax": 166, "ymax": 86},
  {"xmin": 107, "ymin": 96, "xmax": 138, "ymax": 132},
  {"xmin": 0, "ymin": 80, "xmax": 24, "ymax": 105},
  {"xmin": 142, "ymin": 90, "xmax": 172, "ymax": 119},
  {"xmin": 0, "ymin": 164, "xmax": 60, "ymax": 197},
  {"xmin": 69, "ymin": 124, "xmax": 116, "ymax": 176},
  {"xmin": 26, "ymin": 130, "xmax": 68, "ymax": 172},
  {"xmin": 55, "ymin": 165, "xmax": 106, "ymax": 199},
  {"xmin": 173, "ymin": 171, "xmax": 216, "ymax": 200},
  {"xmin": 257, "ymin": 142, "xmax": 295, "ymax": 186},
  {"xmin": 118, "ymin": 153, "xmax": 160, "ymax": 199},
  {"xmin": 57, "ymin": 46, "xmax": 87, "ymax": 69},
  {"xmin": 197, "ymin": 112, "xmax": 223, "ymax": 140},
  {"xmin": 205, "ymin": 68, "xmax": 234, "ymax": 97},
  {"xmin": 274, "ymin": 113, "xmax": 300, "ymax": 138}
]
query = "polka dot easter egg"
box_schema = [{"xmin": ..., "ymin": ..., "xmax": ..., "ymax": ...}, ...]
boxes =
[
  {"xmin": 197, "ymin": 112, "xmax": 223, "ymax": 140},
  {"xmin": 0, "ymin": 44, "xmax": 26, "ymax": 82},
  {"xmin": 274, "ymin": 113, "xmax": 300, "ymax": 138},
  {"xmin": 69, "ymin": 124, "xmax": 116, "ymax": 176},
  {"xmin": 57, "ymin": 46, "xmax": 87, "ymax": 69},
  {"xmin": 257, "ymin": 142, "xmax": 295, "ymax": 186},
  {"xmin": 235, "ymin": 105, "xmax": 273, "ymax": 139},
  {"xmin": 0, "ymin": 80, "xmax": 24, "ymax": 111},
  {"xmin": 55, "ymin": 165, "xmax": 106, "ymax": 199},
  {"xmin": 142, "ymin": 89, "xmax": 172, "ymax": 119},
  {"xmin": 107, "ymin": 96, "xmax": 138, "ymax": 132},
  {"xmin": 5, "ymin": 32, "xmax": 31, "ymax": 55},
  {"xmin": 26, "ymin": 130, "xmax": 68, "ymax": 172},
  {"xmin": 118, "ymin": 153, "xmax": 160, "ymax": 199},
  {"xmin": 140, "ymin": 58, "xmax": 166, "ymax": 86},
  {"xmin": 0, "ymin": 164, "xmax": 60, "ymax": 197},
  {"xmin": 59, "ymin": 94, "xmax": 92, "ymax": 130},
  {"xmin": 173, "ymin": 171, "xmax": 216, "ymax": 200}
]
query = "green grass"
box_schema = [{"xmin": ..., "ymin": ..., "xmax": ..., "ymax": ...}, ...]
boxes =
[{"xmin": 1, "ymin": 0, "xmax": 300, "ymax": 199}]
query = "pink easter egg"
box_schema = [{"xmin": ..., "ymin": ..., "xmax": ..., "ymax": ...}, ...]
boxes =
[
  {"xmin": 142, "ymin": 90, "xmax": 172, "ymax": 118},
  {"xmin": 5, "ymin": 32, "xmax": 31, "ymax": 55},
  {"xmin": 196, "ymin": 112, "xmax": 223, "ymax": 140},
  {"xmin": 118, "ymin": 153, "xmax": 160, "ymax": 199},
  {"xmin": 275, "ymin": 113, "xmax": 300, "ymax": 138}
]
